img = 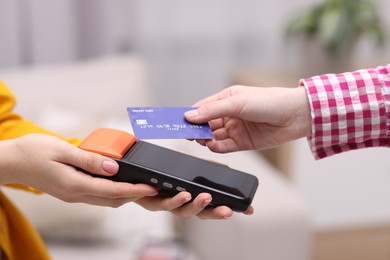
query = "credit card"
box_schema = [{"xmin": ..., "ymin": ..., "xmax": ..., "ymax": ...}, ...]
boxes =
[{"xmin": 127, "ymin": 107, "xmax": 213, "ymax": 139}]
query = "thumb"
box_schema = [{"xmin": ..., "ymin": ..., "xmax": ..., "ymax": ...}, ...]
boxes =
[
  {"xmin": 64, "ymin": 147, "xmax": 119, "ymax": 176},
  {"xmin": 185, "ymin": 98, "xmax": 238, "ymax": 124}
]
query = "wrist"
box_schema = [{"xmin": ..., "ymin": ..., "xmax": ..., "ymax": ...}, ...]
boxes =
[
  {"xmin": 0, "ymin": 139, "xmax": 18, "ymax": 184},
  {"xmin": 293, "ymin": 87, "xmax": 312, "ymax": 138}
]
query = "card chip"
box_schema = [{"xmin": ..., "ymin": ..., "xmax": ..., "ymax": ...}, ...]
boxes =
[{"xmin": 136, "ymin": 119, "xmax": 148, "ymax": 125}]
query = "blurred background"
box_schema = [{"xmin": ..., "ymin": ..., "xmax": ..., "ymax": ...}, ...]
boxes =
[
  {"xmin": 2, "ymin": 0, "xmax": 390, "ymax": 105},
  {"xmin": 1, "ymin": 0, "xmax": 390, "ymax": 260}
]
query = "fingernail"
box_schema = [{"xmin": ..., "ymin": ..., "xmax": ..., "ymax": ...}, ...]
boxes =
[
  {"xmin": 148, "ymin": 191, "xmax": 159, "ymax": 196},
  {"xmin": 102, "ymin": 160, "xmax": 119, "ymax": 174},
  {"xmin": 183, "ymin": 195, "xmax": 192, "ymax": 203},
  {"xmin": 201, "ymin": 198, "xmax": 212, "ymax": 208},
  {"xmin": 184, "ymin": 109, "xmax": 198, "ymax": 118}
]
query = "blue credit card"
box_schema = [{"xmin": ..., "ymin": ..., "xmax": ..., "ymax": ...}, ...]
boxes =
[{"xmin": 127, "ymin": 107, "xmax": 213, "ymax": 139}]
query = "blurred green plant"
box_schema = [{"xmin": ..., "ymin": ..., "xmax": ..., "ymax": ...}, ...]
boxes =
[{"xmin": 285, "ymin": 0, "xmax": 385, "ymax": 57}]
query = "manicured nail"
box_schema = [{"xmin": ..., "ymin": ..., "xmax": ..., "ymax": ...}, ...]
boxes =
[
  {"xmin": 102, "ymin": 160, "xmax": 119, "ymax": 174},
  {"xmin": 184, "ymin": 109, "xmax": 198, "ymax": 118}
]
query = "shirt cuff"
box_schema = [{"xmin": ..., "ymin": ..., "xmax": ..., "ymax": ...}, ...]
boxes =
[{"xmin": 299, "ymin": 65, "xmax": 390, "ymax": 159}]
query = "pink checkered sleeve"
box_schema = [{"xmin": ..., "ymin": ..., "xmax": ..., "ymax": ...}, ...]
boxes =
[{"xmin": 299, "ymin": 64, "xmax": 390, "ymax": 159}]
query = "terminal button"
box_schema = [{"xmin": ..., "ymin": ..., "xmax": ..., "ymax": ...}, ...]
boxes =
[
  {"xmin": 162, "ymin": 182, "xmax": 173, "ymax": 188},
  {"xmin": 176, "ymin": 186, "xmax": 186, "ymax": 192}
]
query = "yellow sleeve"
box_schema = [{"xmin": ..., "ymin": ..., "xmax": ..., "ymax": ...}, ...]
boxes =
[
  {"xmin": 0, "ymin": 80, "xmax": 84, "ymax": 259},
  {"xmin": 0, "ymin": 80, "xmax": 80, "ymax": 144},
  {"xmin": 0, "ymin": 80, "xmax": 81, "ymax": 193},
  {"xmin": 0, "ymin": 192, "xmax": 51, "ymax": 260}
]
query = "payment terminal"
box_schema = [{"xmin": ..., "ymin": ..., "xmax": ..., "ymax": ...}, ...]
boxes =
[{"xmin": 79, "ymin": 128, "xmax": 258, "ymax": 212}]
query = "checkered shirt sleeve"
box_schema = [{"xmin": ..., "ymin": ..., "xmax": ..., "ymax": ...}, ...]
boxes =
[{"xmin": 299, "ymin": 64, "xmax": 390, "ymax": 159}]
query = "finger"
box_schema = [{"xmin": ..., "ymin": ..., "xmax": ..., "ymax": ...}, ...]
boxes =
[
  {"xmin": 170, "ymin": 193, "xmax": 213, "ymax": 218},
  {"xmin": 205, "ymin": 138, "xmax": 239, "ymax": 153},
  {"xmin": 243, "ymin": 205, "xmax": 254, "ymax": 215},
  {"xmin": 72, "ymin": 175, "xmax": 158, "ymax": 198},
  {"xmin": 136, "ymin": 191, "xmax": 192, "ymax": 211},
  {"xmin": 185, "ymin": 97, "xmax": 240, "ymax": 124},
  {"xmin": 190, "ymin": 91, "xmax": 226, "ymax": 107},
  {"xmin": 194, "ymin": 119, "xmax": 224, "ymax": 146},
  {"xmin": 72, "ymin": 194, "xmax": 141, "ymax": 208},
  {"xmin": 190, "ymin": 86, "xmax": 238, "ymax": 107},
  {"xmin": 60, "ymin": 145, "xmax": 120, "ymax": 176},
  {"xmin": 196, "ymin": 206, "xmax": 233, "ymax": 220},
  {"xmin": 212, "ymin": 127, "xmax": 229, "ymax": 140},
  {"xmin": 195, "ymin": 139, "xmax": 208, "ymax": 146},
  {"xmin": 208, "ymin": 118, "xmax": 225, "ymax": 131}
]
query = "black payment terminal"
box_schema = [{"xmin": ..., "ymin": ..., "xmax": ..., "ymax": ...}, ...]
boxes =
[{"xmin": 79, "ymin": 128, "xmax": 259, "ymax": 212}]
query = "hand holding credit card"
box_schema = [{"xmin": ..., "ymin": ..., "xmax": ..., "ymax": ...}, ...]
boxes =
[{"xmin": 127, "ymin": 107, "xmax": 213, "ymax": 139}]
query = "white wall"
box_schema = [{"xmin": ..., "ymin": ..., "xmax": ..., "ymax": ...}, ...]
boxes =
[
  {"xmin": 1, "ymin": 0, "xmax": 389, "ymax": 105},
  {"xmin": 131, "ymin": 0, "xmax": 327, "ymax": 105},
  {"xmin": 291, "ymin": 138, "xmax": 390, "ymax": 230},
  {"xmin": 0, "ymin": 0, "xmax": 23, "ymax": 67}
]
